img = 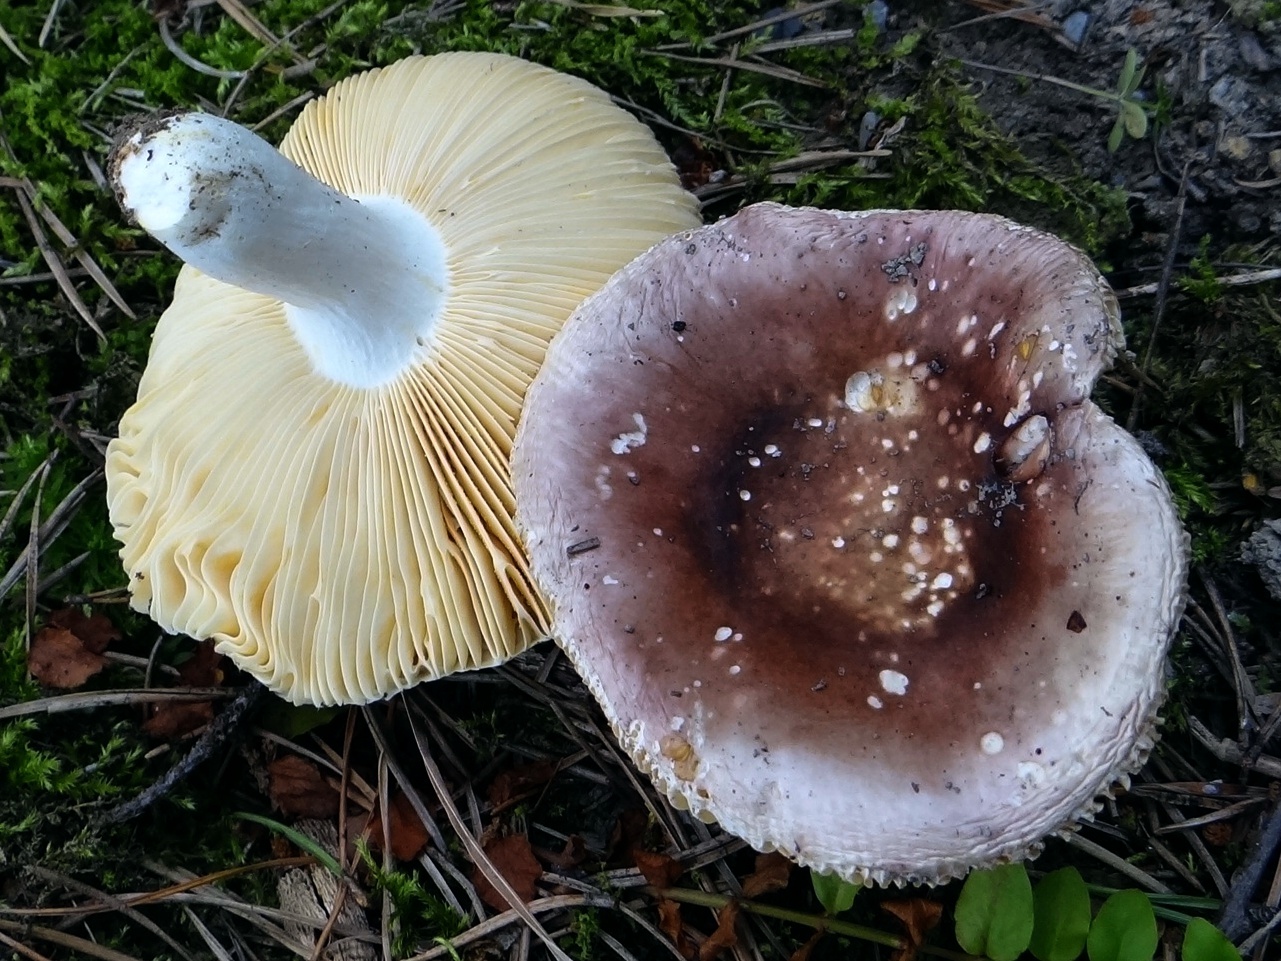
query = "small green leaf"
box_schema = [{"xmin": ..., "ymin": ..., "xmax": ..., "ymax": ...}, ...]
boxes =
[
  {"xmin": 1121, "ymin": 102, "xmax": 1148, "ymax": 139},
  {"xmin": 810, "ymin": 871, "xmax": 860, "ymax": 915},
  {"xmin": 1087, "ymin": 890, "xmax": 1158, "ymax": 961},
  {"xmin": 1031, "ymin": 868, "xmax": 1092, "ymax": 961},
  {"xmin": 955, "ymin": 864, "xmax": 1035, "ymax": 961},
  {"xmin": 235, "ymin": 811, "xmax": 343, "ymax": 876},
  {"xmin": 1108, "ymin": 115, "xmax": 1126, "ymax": 153},
  {"xmin": 1111, "ymin": 49, "xmax": 1142, "ymax": 96},
  {"xmin": 1182, "ymin": 919, "xmax": 1240, "ymax": 961}
]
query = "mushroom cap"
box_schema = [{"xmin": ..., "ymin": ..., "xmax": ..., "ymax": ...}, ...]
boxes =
[
  {"xmin": 106, "ymin": 53, "xmax": 700, "ymax": 706},
  {"xmin": 513, "ymin": 203, "xmax": 1187, "ymax": 884}
]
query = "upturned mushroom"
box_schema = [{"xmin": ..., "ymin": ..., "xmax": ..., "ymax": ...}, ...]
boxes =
[
  {"xmin": 512, "ymin": 203, "xmax": 1188, "ymax": 884},
  {"xmin": 106, "ymin": 53, "xmax": 699, "ymax": 706}
]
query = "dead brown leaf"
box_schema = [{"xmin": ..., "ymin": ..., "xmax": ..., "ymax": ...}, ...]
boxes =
[
  {"xmin": 657, "ymin": 898, "xmax": 696, "ymax": 960},
  {"xmin": 268, "ymin": 755, "xmax": 340, "ymax": 819},
  {"xmin": 536, "ymin": 834, "xmax": 588, "ymax": 870},
  {"xmin": 28, "ymin": 627, "xmax": 106, "ymax": 688},
  {"xmin": 633, "ymin": 847, "xmax": 683, "ymax": 888},
  {"xmin": 741, "ymin": 851, "xmax": 794, "ymax": 897},
  {"xmin": 48, "ymin": 607, "xmax": 119, "ymax": 653},
  {"xmin": 608, "ymin": 808, "xmax": 649, "ymax": 863},
  {"xmin": 699, "ymin": 900, "xmax": 740, "ymax": 961},
  {"xmin": 788, "ymin": 929, "xmax": 825, "ymax": 961},
  {"xmin": 176, "ymin": 640, "xmax": 224, "ymax": 686},
  {"xmin": 881, "ymin": 898, "xmax": 943, "ymax": 961},
  {"xmin": 141, "ymin": 640, "xmax": 225, "ymax": 740},
  {"xmin": 141, "ymin": 700, "xmax": 213, "ymax": 740},
  {"xmin": 473, "ymin": 833, "xmax": 543, "ymax": 911},
  {"xmin": 487, "ymin": 757, "xmax": 562, "ymax": 810},
  {"xmin": 366, "ymin": 790, "xmax": 430, "ymax": 861}
]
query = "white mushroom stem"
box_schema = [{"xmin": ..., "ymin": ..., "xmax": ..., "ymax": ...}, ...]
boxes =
[{"xmin": 111, "ymin": 112, "xmax": 449, "ymax": 388}]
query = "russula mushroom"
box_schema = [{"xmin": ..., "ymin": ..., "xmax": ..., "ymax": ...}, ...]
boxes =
[
  {"xmin": 106, "ymin": 53, "xmax": 699, "ymax": 706},
  {"xmin": 513, "ymin": 203, "xmax": 1187, "ymax": 884}
]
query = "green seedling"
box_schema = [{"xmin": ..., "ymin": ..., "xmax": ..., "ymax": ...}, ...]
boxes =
[
  {"xmin": 961, "ymin": 49, "xmax": 1151, "ymax": 152},
  {"xmin": 956, "ymin": 865, "xmax": 1240, "ymax": 961}
]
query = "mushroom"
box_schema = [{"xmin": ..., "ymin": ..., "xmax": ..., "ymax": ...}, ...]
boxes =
[
  {"xmin": 106, "ymin": 53, "xmax": 700, "ymax": 706},
  {"xmin": 512, "ymin": 203, "xmax": 1188, "ymax": 884}
]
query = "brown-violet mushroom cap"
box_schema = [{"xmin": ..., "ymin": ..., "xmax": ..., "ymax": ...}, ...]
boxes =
[{"xmin": 512, "ymin": 203, "xmax": 1188, "ymax": 885}]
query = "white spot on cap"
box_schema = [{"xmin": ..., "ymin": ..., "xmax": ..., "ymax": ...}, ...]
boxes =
[
  {"xmin": 973, "ymin": 432, "xmax": 992, "ymax": 454},
  {"xmin": 691, "ymin": 444, "xmax": 701, "ymax": 453},
  {"xmin": 603, "ymin": 575, "xmax": 619, "ymax": 585},
  {"xmin": 832, "ymin": 536, "xmax": 846, "ymax": 549},
  {"xmin": 980, "ymin": 732, "xmax": 1005, "ymax": 755},
  {"xmin": 714, "ymin": 627, "xmax": 733, "ymax": 642},
  {"xmin": 882, "ymin": 533, "xmax": 900, "ymax": 548},
  {"xmin": 867, "ymin": 695, "xmax": 884, "ymax": 709},
  {"xmin": 930, "ymin": 572, "xmax": 953, "ymax": 590},
  {"xmin": 748, "ymin": 456, "xmax": 762, "ymax": 467},
  {"xmin": 1017, "ymin": 761, "xmax": 1046, "ymax": 787},
  {"xmin": 729, "ymin": 665, "xmax": 742, "ymax": 676},
  {"xmin": 879, "ymin": 670, "xmax": 909, "ymax": 695},
  {"xmin": 911, "ymin": 516, "xmax": 929, "ymax": 534},
  {"xmin": 739, "ymin": 490, "xmax": 751, "ymax": 501},
  {"xmin": 610, "ymin": 413, "xmax": 648, "ymax": 455},
  {"xmin": 765, "ymin": 444, "xmax": 780, "ymax": 456}
]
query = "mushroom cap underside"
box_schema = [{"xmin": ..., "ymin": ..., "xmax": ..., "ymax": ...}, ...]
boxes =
[
  {"xmin": 513, "ymin": 203, "xmax": 1188, "ymax": 884},
  {"xmin": 106, "ymin": 52, "xmax": 701, "ymax": 706}
]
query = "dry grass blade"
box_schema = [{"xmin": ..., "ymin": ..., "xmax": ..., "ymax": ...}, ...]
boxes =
[
  {"xmin": 0, "ymin": 453, "xmax": 51, "ymax": 554},
  {"xmin": 950, "ymin": 0, "xmax": 1058, "ymax": 31},
  {"xmin": 752, "ymin": 28, "xmax": 856, "ymax": 54},
  {"xmin": 404, "ymin": 893, "xmax": 616, "ymax": 961},
  {"xmin": 8, "ymin": 187, "xmax": 106, "ymax": 340},
  {"xmin": 0, "ymin": 467, "xmax": 104, "ymax": 603},
  {"xmin": 1061, "ymin": 833, "xmax": 1170, "ymax": 893},
  {"xmin": 0, "ymin": 927, "xmax": 70, "ymax": 961},
  {"xmin": 22, "ymin": 460, "xmax": 54, "ymax": 650},
  {"xmin": 25, "ymin": 866, "xmax": 198, "ymax": 961},
  {"xmin": 27, "ymin": 188, "xmax": 136, "ymax": 319},
  {"xmin": 0, "ymin": 22, "xmax": 30, "ymax": 63},
  {"xmin": 542, "ymin": 0, "xmax": 663, "ymax": 16},
  {"xmin": 652, "ymin": 0, "xmax": 843, "ymax": 49},
  {"xmin": 158, "ymin": 19, "xmax": 247, "ymax": 79},
  {"xmin": 642, "ymin": 50, "xmax": 826, "ymax": 87},
  {"xmin": 0, "ymin": 687, "xmax": 234, "ymax": 721},
  {"xmin": 1114, "ymin": 266, "xmax": 1281, "ymax": 299},
  {"xmin": 182, "ymin": 907, "xmax": 236, "ymax": 961},
  {"xmin": 0, "ymin": 918, "xmax": 143, "ymax": 961},
  {"xmin": 402, "ymin": 707, "xmax": 576, "ymax": 961},
  {"xmin": 216, "ymin": 0, "xmax": 282, "ymax": 48}
]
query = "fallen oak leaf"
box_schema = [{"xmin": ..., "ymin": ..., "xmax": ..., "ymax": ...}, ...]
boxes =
[
  {"xmin": 881, "ymin": 897, "xmax": 943, "ymax": 961},
  {"xmin": 633, "ymin": 847, "xmax": 684, "ymax": 888},
  {"xmin": 699, "ymin": 900, "xmax": 740, "ymax": 961},
  {"xmin": 28, "ymin": 627, "xmax": 106, "ymax": 689},
  {"xmin": 365, "ymin": 790, "xmax": 430, "ymax": 861},
  {"xmin": 535, "ymin": 834, "xmax": 588, "ymax": 870},
  {"xmin": 473, "ymin": 833, "xmax": 543, "ymax": 912},
  {"xmin": 143, "ymin": 640, "xmax": 225, "ymax": 740},
  {"xmin": 741, "ymin": 851, "xmax": 794, "ymax": 897},
  {"xmin": 268, "ymin": 754, "xmax": 340, "ymax": 819},
  {"xmin": 488, "ymin": 757, "xmax": 562, "ymax": 811},
  {"xmin": 658, "ymin": 897, "xmax": 696, "ymax": 960},
  {"xmin": 48, "ymin": 607, "xmax": 119, "ymax": 653}
]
